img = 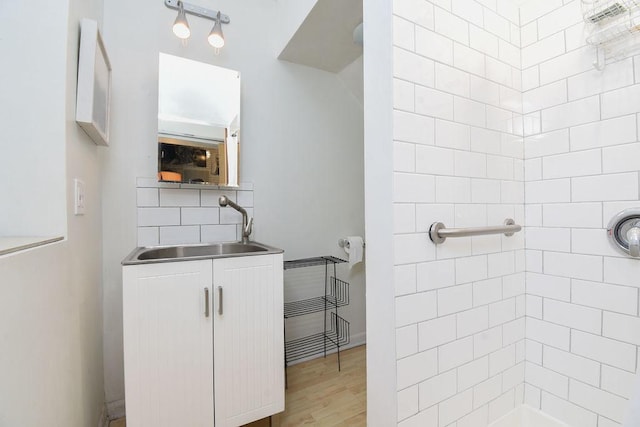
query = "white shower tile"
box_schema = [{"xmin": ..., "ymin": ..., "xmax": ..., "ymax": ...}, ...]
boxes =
[
  {"xmin": 439, "ymin": 283, "xmax": 473, "ymax": 315},
  {"xmin": 416, "ymin": 26, "xmax": 453, "ymax": 65},
  {"xmin": 396, "ymin": 292, "xmax": 438, "ymax": 327},
  {"xmin": 541, "ymin": 392, "xmax": 598, "ymax": 427},
  {"xmin": 572, "ymin": 279, "xmax": 638, "ymax": 315},
  {"xmin": 394, "ymin": 110, "xmax": 436, "ymax": 145},
  {"xmin": 572, "ymin": 173, "xmax": 639, "ymax": 202},
  {"xmin": 394, "ymin": 16, "xmax": 415, "ymax": 51},
  {"xmin": 525, "ymin": 362, "xmax": 569, "ymax": 398},
  {"xmin": 544, "ymin": 299, "xmax": 601, "ymax": 334},
  {"xmin": 572, "ymin": 330, "xmax": 637, "ymax": 371},
  {"xmin": 396, "ymin": 325, "xmax": 418, "ymax": 359},
  {"xmin": 418, "ymin": 370, "xmax": 458, "ymax": 409},
  {"xmin": 454, "ymin": 43, "xmax": 485, "ymax": 77},
  {"xmin": 470, "ymin": 25, "xmax": 499, "ymax": 58},
  {"xmin": 159, "ymin": 226, "xmax": 200, "ymax": 245},
  {"xmin": 435, "ymin": 7, "xmax": 470, "ymax": 45},
  {"xmin": 418, "ymin": 314, "xmax": 457, "ymax": 351},
  {"xmin": 416, "ymin": 86, "xmax": 454, "ymax": 119},
  {"xmin": 439, "ymin": 337, "xmax": 474, "ymax": 372},
  {"xmin": 458, "ymin": 306, "xmax": 489, "ymax": 337},
  {"xmin": 569, "ymin": 380, "xmax": 627, "ymax": 423},
  {"xmin": 394, "ymin": 47, "xmax": 435, "ymax": 88},
  {"xmin": 393, "ymin": 0, "xmax": 435, "ymax": 29},
  {"xmin": 397, "ymin": 349, "xmax": 438, "ymax": 390}
]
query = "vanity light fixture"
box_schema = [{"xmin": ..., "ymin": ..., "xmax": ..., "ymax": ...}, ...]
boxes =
[
  {"xmin": 207, "ymin": 11, "xmax": 225, "ymax": 49},
  {"xmin": 172, "ymin": 1, "xmax": 190, "ymax": 39},
  {"xmin": 164, "ymin": 0, "xmax": 230, "ymax": 49}
]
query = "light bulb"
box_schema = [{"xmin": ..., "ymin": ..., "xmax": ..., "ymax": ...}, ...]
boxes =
[
  {"xmin": 172, "ymin": 2, "xmax": 190, "ymax": 39},
  {"xmin": 208, "ymin": 12, "xmax": 225, "ymax": 48}
]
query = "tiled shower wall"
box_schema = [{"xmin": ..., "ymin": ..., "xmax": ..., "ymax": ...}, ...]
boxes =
[
  {"xmin": 521, "ymin": 1, "xmax": 640, "ymax": 426},
  {"xmin": 392, "ymin": 0, "xmax": 527, "ymax": 425},
  {"xmin": 135, "ymin": 177, "xmax": 254, "ymax": 246}
]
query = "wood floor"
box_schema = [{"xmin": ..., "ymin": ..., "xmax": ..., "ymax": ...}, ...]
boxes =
[{"xmin": 109, "ymin": 344, "xmax": 366, "ymax": 427}]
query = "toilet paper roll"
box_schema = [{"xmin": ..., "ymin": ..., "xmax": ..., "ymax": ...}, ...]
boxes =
[{"xmin": 343, "ymin": 236, "xmax": 364, "ymax": 269}]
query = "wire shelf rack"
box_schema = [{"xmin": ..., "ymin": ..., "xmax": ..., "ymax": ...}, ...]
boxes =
[
  {"xmin": 283, "ymin": 256, "xmax": 347, "ymax": 270},
  {"xmin": 284, "ymin": 313, "xmax": 350, "ymax": 364},
  {"xmin": 284, "ymin": 277, "xmax": 350, "ymax": 318},
  {"xmin": 582, "ymin": 0, "xmax": 640, "ymax": 68}
]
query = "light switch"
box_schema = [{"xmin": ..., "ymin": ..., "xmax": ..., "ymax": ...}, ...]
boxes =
[{"xmin": 74, "ymin": 179, "xmax": 86, "ymax": 215}]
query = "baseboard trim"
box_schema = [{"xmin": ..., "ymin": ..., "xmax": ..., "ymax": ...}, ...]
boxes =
[{"xmin": 106, "ymin": 399, "xmax": 126, "ymax": 421}]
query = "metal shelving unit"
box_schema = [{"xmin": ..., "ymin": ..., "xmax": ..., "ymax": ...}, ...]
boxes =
[
  {"xmin": 582, "ymin": 0, "xmax": 640, "ymax": 69},
  {"xmin": 283, "ymin": 256, "xmax": 351, "ymax": 371}
]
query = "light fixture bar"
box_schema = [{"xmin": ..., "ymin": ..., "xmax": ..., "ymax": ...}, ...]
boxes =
[{"xmin": 164, "ymin": 0, "xmax": 230, "ymax": 24}]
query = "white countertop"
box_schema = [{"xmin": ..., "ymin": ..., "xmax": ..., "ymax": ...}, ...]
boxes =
[{"xmin": 0, "ymin": 236, "xmax": 64, "ymax": 256}]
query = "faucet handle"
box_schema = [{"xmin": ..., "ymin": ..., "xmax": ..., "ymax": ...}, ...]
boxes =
[
  {"xmin": 627, "ymin": 225, "xmax": 640, "ymax": 258},
  {"xmin": 245, "ymin": 217, "xmax": 254, "ymax": 236}
]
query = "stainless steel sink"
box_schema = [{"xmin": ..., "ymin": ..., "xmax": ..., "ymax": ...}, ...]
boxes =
[{"xmin": 122, "ymin": 241, "xmax": 283, "ymax": 265}]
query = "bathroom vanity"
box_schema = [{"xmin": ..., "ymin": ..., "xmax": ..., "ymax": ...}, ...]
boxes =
[{"xmin": 122, "ymin": 243, "xmax": 284, "ymax": 427}]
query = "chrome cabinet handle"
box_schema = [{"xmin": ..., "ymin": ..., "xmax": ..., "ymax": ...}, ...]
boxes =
[
  {"xmin": 204, "ymin": 287, "xmax": 210, "ymax": 317},
  {"xmin": 217, "ymin": 286, "xmax": 223, "ymax": 315}
]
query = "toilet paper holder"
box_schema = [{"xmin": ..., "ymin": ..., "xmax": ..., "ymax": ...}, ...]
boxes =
[{"xmin": 338, "ymin": 238, "xmax": 365, "ymax": 249}]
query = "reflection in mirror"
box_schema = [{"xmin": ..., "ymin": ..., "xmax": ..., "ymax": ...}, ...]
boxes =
[{"xmin": 157, "ymin": 53, "xmax": 240, "ymax": 186}]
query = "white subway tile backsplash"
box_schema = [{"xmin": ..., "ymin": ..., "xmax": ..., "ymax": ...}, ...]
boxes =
[
  {"xmin": 490, "ymin": 344, "xmax": 516, "ymax": 375},
  {"xmin": 181, "ymin": 207, "xmax": 219, "ymax": 225},
  {"xmin": 572, "ymin": 173, "xmax": 639, "ymax": 202},
  {"xmin": 572, "ymin": 279, "xmax": 638, "ymax": 315},
  {"xmin": 393, "ymin": 0, "xmax": 435, "ymax": 29},
  {"xmin": 486, "ymin": 57, "xmax": 513, "ymax": 87},
  {"xmin": 474, "ymin": 325, "xmax": 503, "ymax": 357},
  {"xmin": 526, "ymin": 227, "xmax": 570, "ymax": 252},
  {"xmin": 452, "ymin": 0, "xmax": 484, "ymax": 28},
  {"xmin": 397, "ymin": 325, "xmax": 419, "ymax": 359},
  {"xmin": 395, "ymin": 173, "xmax": 436, "ymax": 202},
  {"xmin": 469, "ymin": 25, "xmax": 499, "ymax": 58},
  {"xmin": 522, "ymin": 32, "xmax": 565, "ymax": 69},
  {"xmin": 159, "ymin": 189, "xmax": 200, "ymax": 207},
  {"xmin": 568, "ymin": 58, "xmax": 634, "ymax": 101},
  {"xmin": 603, "ymin": 143, "xmax": 640, "ymax": 174},
  {"xmin": 397, "ymin": 386, "xmax": 419, "ymax": 421},
  {"xmin": 527, "ymin": 318, "xmax": 570, "ymax": 350},
  {"xmin": 527, "ymin": 272, "xmax": 571, "ymax": 300},
  {"xmin": 137, "ymin": 227, "xmax": 159, "ymax": 246},
  {"xmin": 520, "ymin": 0, "xmax": 563, "ymax": 25},
  {"xmin": 454, "ymin": 42, "xmax": 486, "ymax": 77},
  {"xmin": 542, "ymin": 149, "xmax": 601, "ymax": 179},
  {"xmin": 395, "ymin": 233, "xmax": 436, "ymax": 264},
  {"xmin": 541, "ymin": 95, "xmax": 600, "ymax": 132},
  {"xmin": 524, "ymin": 129, "xmax": 570, "ymax": 158},
  {"xmin": 604, "ymin": 256, "xmax": 640, "ymax": 287},
  {"xmin": 474, "ymin": 375, "xmax": 503, "ymax": 408},
  {"xmin": 436, "ymin": 176, "xmax": 471, "ymax": 202},
  {"xmin": 397, "ymin": 349, "xmax": 439, "ymax": 390},
  {"xmin": 541, "ymin": 392, "xmax": 598, "ymax": 427},
  {"xmin": 439, "ymin": 283, "xmax": 473, "ymax": 315},
  {"xmin": 569, "ymin": 114, "xmax": 637, "ymax": 151},
  {"xmin": 544, "ymin": 252, "xmax": 602, "ymax": 281},
  {"xmin": 525, "ymin": 362, "xmax": 569, "ymax": 399},
  {"xmin": 537, "ymin": 1, "xmax": 582, "ymax": 40},
  {"xmin": 435, "ymin": 7, "xmax": 470, "ymax": 45},
  {"xmin": 396, "ymin": 292, "xmax": 438, "ymax": 327},
  {"xmin": 571, "ymin": 330, "xmax": 637, "ymax": 371},
  {"xmin": 396, "ymin": 264, "xmax": 417, "ymax": 297},
  {"xmin": 603, "ymin": 311, "xmax": 640, "ymax": 346},
  {"xmin": 601, "ymin": 365, "xmax": 636, "ymax": 399},
  {"xmin": 138, "ymin": 207, "xmax": 181, "ymax": 227},
  {"xmin": 454, "ymin": 97, "xmax": 487, "ymax": 127},
  {"xmin": 457, "ymin": 405, "xmax": 488, "ymax": 427},
  {"xmin": 571, "ymin": 228, "xmax": 619, "ymax": 257},
  {"xmin": 539, "ymin": 46, "xmax": 593, "ymax": 86},
  {"xmin": 394, "ymin": 16, "xmax": 415, "ymax": 51},
  {"xmin": 543, "ymin": 203, "xmax": 602, "ymax": 228},
  {"xmin": 544, "ymin": 299, "xmax": 602, "ymax": 334},
  {"xmin": 439, "ymin": 336, "xmax": 474, "ymax": 372},
  {"xmin": 394, "ymin": 78, "xmax": 415, "ymax": 111},
  {"xmin": 397, "ymin": 406, "xmax": 438, "ymax": 427},
  {"xmin": 416, "ymin": 26, "xmax": 453, "ymax": 65},
  {"xmin": 394, "ymin": 111, "xmax": 436, "ymax": 145},
  {"xmin": 484, "ymin": 9, "xmax": 511, "ymax": 41},
  {"xmin": 569, "ymin": 380, "xmax": 627, "ymax": 423},
  {"xmin": 601, "ymin": 84, "xmax": 640, "ymax": 119},
  {"xmin": 439, "ymin": 389, "xmax": 473, "ymax": 426},
  {"xmin": 416, "ymin": 86, "xmax": 454, "ymax": 119},
  {"xmin": 523, "ymin": 80, "xmax": 567, "ymax": 114},
  {"xmin": 200, "ymin": 225, "xmax": 237, "ymax": 243},
  {"xmin": 394, "ymin": 47, "xmax": 436, "ymax": 88},
  {"xmin": 525, "ymin": 179, "xmax": 570, "ymax": 204},
  {"xmin": 419, "ymin": 314, "xmax": 457, "ymax": 351},
  {"xmin": 458, "ymin": 306, "xmax": 489, "ymax": 337},
  {"xmin": 159, "ymin": 226, "xmax": 200, "ymax": 245},
  {"xmin": 418, "ymin": 370, "xmax": 458, "ymax": 409}
]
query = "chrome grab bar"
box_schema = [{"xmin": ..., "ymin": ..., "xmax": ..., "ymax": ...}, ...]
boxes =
[{"xmin": 429, "ymin": 218, "xmax": 522, "ymax": 244}]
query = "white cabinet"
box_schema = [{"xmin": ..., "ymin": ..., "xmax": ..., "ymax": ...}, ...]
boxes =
[{"xmin": 123, "ymin": 254, "xmax": 284, "ymax": 427}]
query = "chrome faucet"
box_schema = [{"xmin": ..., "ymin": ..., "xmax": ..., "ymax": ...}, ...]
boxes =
[{"xmin": 218, "ymin": 195, "xmax": 253, "ymax": 244}]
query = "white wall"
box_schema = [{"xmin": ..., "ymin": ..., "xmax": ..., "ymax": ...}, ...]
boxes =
[
  {"xmin": 100, "ymin": 0, "xmax": 364, "ymax": 410},
  {"xmin": 389, "ymin": 0, "xmax": 526, "ymax": 425},
  {"xmin": 0, "ymin": 0, "xmax": 105, "ymax": 426},
  {"xmin": 520, "ymin": 1, "xmax": 640, "ymax": 426}
]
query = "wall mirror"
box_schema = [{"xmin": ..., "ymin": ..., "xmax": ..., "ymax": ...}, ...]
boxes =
[{"xmin": 157, "ymin": 52, "xmax": 240, "ymax": 186}]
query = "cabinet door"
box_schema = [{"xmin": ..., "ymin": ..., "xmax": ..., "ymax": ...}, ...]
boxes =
[
  {"xmin": 213, "ymin": 254, "xmax": 284, "ymax": 427},
  {"xmin": 123, "ymin": 260, "xmax": 214, "ymax": 427}
]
